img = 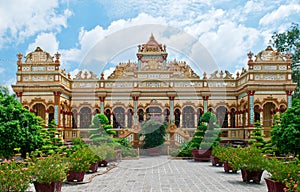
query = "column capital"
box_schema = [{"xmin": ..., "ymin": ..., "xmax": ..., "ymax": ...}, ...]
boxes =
[
  {"xmin": 132, "ymin": 96, "xmax": 139, "ymax": 101},
  {"xmin": 247, "ymin": 90, "xmax": 255, "ymax": 96},
  {"xmin": 16, "ymin": 92, "xmax": 23, "ymax": 97},
  {"xmin": 53, "ymin": 91, "xmax": 62, "ymax": 96},
  {"xmin": 286, "ymin": 90, "xmax": 293, "ymax": 96},
  {"xmin": 99, "ymin": 96, "xmax": 105, "ymax": 102},
  {"xmin": 169, "ymin": 96, "xmax": 175, "ymax": 101},
  {"xmin": 202, "ymin": 96, "xmax": 209, "ymax": 100}
]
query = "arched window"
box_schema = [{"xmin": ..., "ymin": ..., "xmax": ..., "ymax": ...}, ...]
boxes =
[
  {"xmin": 94, "ymin": 109, "xmax": 100, "ymax": 115},
  {"xmin": 48, "ymin": 106, "xmax": 54, "ymax": 125},
  {"xmin": 33, "ymin": 103, "xmax": 46, "ymax": 120},
  {"xmin": 113, "ymin": 107, "xmax": 125, "ymax": 128},
  {"xmin": 230, "ymin": 108, "xmax": 236, "ymax": 127},
  {"xmin": 127, "ymin": 109, "xmax": 133, "ymax": 128},
  {"xmin": 174, "ymin": 109, "xmax": 181, "ymax": 128},
  {"xmin": 216, "ymin": 106, "xmax": 228, "ymax": 128},
  {"xmin": 80, "ymin": 107, "xmax": 92, "ymax": 128},
  {"xmin": 72, "ymin": 109, "xmax": 77, "ymax": 128},
  {"xmin": 182, "ymin": 106, "xmax": 195, "ymax": 128},
  {"xmin": 105, "ymin": 109, "xmax": 111, "ymax": 124},
  {"xmin": 279, "ymin": 105, "xmax": 286, "ymax": 113}
]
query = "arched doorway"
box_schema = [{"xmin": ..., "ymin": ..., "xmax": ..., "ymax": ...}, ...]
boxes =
[
  {"xmin": 230, "ymin": 108, "xmax": 236, "ymax": 128},
  {"xmin": 182, "ymin": 106, "xmax": 195, "ymax": 128},
  {"xmin": 48, "ymin": 106, "xmax": 54, "ymax": 125},
  {"xmin": 197, "ymin": 108, "xmax": 203, "ymax": 126},
  {"xmin": 138, "ymin": 109, "xmax": 144, "ymax": 123},
  {"xmin": 164, "ymin": 109, "xmax": 170, "ymax": 123},
  {"xmin": 80, "ymin": 107, "xmax": 92, "ymax": 128},
  {"xmin": 113, "ymin": 107, "xmax": 125, "ymax": 128},
  {"xmin": 127, "ymin": 109, "xmax": 133, "ymax": 128},
  {"xmin": 263, "ymin": 102, "xmax": 276, "ymax": 127},
  {"xmin": 33, "ymin": 103, "xmax": 46, "ymax": 120},
  {"xmin": 105, "ymin": 109, "xmax": 111, "ymax": 124},
  {"xmin": 174, "ymin": 109, "xmax": 180, "ymax": 128},
  {"xmin": 72, "ymin": 109, "xmax": 77, "ymax": 128},
  {"xmin": 216, "ymin": 106, "xmax": 228, "ymax": 128},
  {"xmin": 254, "ymin": 105, "xmax": 261, "ymax": 123}
]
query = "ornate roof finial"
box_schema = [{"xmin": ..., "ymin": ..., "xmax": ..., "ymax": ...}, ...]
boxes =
[
  {"xmin": 55, "ymin": 52, "xmax": 61, "ymax": 63},
  {"xmin": 247, "ymin": 51, "xmax": 253, "ymax": 61}
]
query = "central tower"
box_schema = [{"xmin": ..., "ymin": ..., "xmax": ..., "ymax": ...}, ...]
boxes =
[{"xmin": 136, "ymin": 33, "xmax": 168, "ymax": 71}]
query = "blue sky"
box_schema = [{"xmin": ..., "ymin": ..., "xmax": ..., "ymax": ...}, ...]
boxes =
[{"xmin": 0, "ymin": 0, "xmax": 299, "ymax": 92}]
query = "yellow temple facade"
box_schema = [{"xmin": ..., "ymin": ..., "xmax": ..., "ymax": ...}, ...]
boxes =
[{"xmin": 12, "ymin": 35, "xmax": 297, "ymax": 143}]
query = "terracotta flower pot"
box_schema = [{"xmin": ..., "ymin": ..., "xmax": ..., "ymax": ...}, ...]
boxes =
[
  {"xmin": 89, "ymin": 162, "xmax": 98, "ymax": 173},
  {"xmin": 241, "ymin": 169, "xmax": 264, "ymax": 184},
  {"xmin": 264, "ymin": 177, "xmax": 286, "ymax": 192},
  {"xmin": 223, "ymin": 161, "xmax": 237, "ymax": 173},
  {"xmin": 191, "ymin": 149, "xmax": 212, "ymax": 162},
  {"xmin": 34, "ymin": 181, "xmax": 62, "ymax": 192},
  {"xmin": 211, "ymin": 156, "xmax": 223, "ymax": 166},
  {"xmin": 67, "ymin": 170, "xmax": 85, "ymax": 182},
  {"xmin": 99, "ymin": 160, "xmax": 108, "ymax": 167}
]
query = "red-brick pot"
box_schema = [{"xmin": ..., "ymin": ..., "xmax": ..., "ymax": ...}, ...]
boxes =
[
  {"xmin": 89, "ymin": 162, "xmax": 98, "ymax": 173},
  {"xmin": 241, "ymin": 169, "xmax": 264, "ymax": 184},
  {"xmin": 34, "ymin": 181, "xmax": 62, "ymax": 192},
  {"xmin": 67, "ymin": 170, "xmax": 85, "ymax": 182},
  {"xmin": 264, "ymin": 177, "xmax": 286, "ymax": 192}
]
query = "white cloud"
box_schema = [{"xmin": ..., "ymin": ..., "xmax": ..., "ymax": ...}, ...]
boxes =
[
  {"xmin": 27, "ymin": 32, "xmax": 59, "ymax": 55},
  {"xmin": 103, "ymin": 67, "xmax": 115, "ymax": 79},
  {"xmin": 259, "ymin": 4, "xmax": 300, "ymax": 26},
  {"xmin": 60, "ymin": 13, "xmax": 167, "ymax": 70},
  {"xmin": 0, "ymin": 0, "xmax": 72, "ymax": 47},
  {"xmin": 0, "ymin": 68, "xmax": 4, "ymax": 74}
]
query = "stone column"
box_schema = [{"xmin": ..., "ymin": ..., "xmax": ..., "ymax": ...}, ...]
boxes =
[
  {"xmin": 100, "ymin": 97, "xmax": 105, "ymax": 114},
  {"xmin": 169, "ymin": 96, "xmax": 175, "ymax": 124},
  {"xmin": 286, "ymin": 90, "xmax": 293, "ymax": 108},
  {"xmin": 202, "ymin": 96, "xmax": 209, "ymax": 113},
  {"xmin": 179, "ymin": 111, "xmax": 183, "ymax": 128},
  {"xmin": 248, "ymin": 91, "xmax": 255, "ymax": 126},
  {"xmin": 53, "ymin": 92, "xmax": 61, "ymax": 126}
]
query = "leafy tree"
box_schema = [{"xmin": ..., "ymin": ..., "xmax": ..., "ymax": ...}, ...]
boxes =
[
  {"xmin": 37, "ymin": 120, "xmax": 66, "ymax": 155},
  {"xmin": 271, "ymin": 23, "xmax": 300, "ymax": 98},
  {"xmin": 89, "ymin": 114, "xmax": 116, "ymax": 145},
  {"xmin": 139, "ymin": 119, "xmax": 167, "ymax": 149},
  {"xmin": 176, "ymin": 112, "xmax": 220, "ymax": 157},
  {"xmin": 249, "ymin": 121, "xmax": 266, "ymax": 148},
  {"xmin": 0, "ymin": 92, "xmax": 44, "ymax": 158},
  {"xmin": 271, "ymin": 98, "xmax": 300, "ymax": 156}
]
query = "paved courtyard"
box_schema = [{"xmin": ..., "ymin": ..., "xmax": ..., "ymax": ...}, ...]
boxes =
[{"xmin": 29, "ymin": 155, "xmax": 268, "ymax": 192}]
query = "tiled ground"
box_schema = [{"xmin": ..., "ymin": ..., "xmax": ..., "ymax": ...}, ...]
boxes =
[{"xmin": 29, "ymin": 156, "xmax": 269, "ymax": 192}]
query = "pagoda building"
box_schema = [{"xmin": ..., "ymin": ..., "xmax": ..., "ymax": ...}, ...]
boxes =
[{"xmin": 12, "ymin": 34, "xmax": 296, "ymax": 142}]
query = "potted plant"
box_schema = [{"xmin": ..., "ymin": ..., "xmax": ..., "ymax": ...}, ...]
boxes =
[
  {"xmin": 231, "ymin": 146, "xmax": 267, "ymax": 183},
  {"xmin": 139, "ymin": 118, "xmax": 167, "ymax": 156},
  {"xmin": 0, "ymin": 159, "xmax": 31, "ymax": 192},
  {"xmin": 30, "ymin": 153, "xmax": 69, "ymax": 192},
  {"xmin": 265, "ymin": 158, "xmax": 300, "ymax": 192},
  {"xmin": 67, "ymin": 147, "xmax": 92, "ymax": 182},
  {"xmin": 191, "ymin": 112, "xmax": 220, "ymax": 161},
  {"xmin": 211, "ymin": 145, "xmax": 223, "ymax": 166},
  {"xmin": 215, "ymin": 146, "xmax": 239, "ymax": 173}
]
